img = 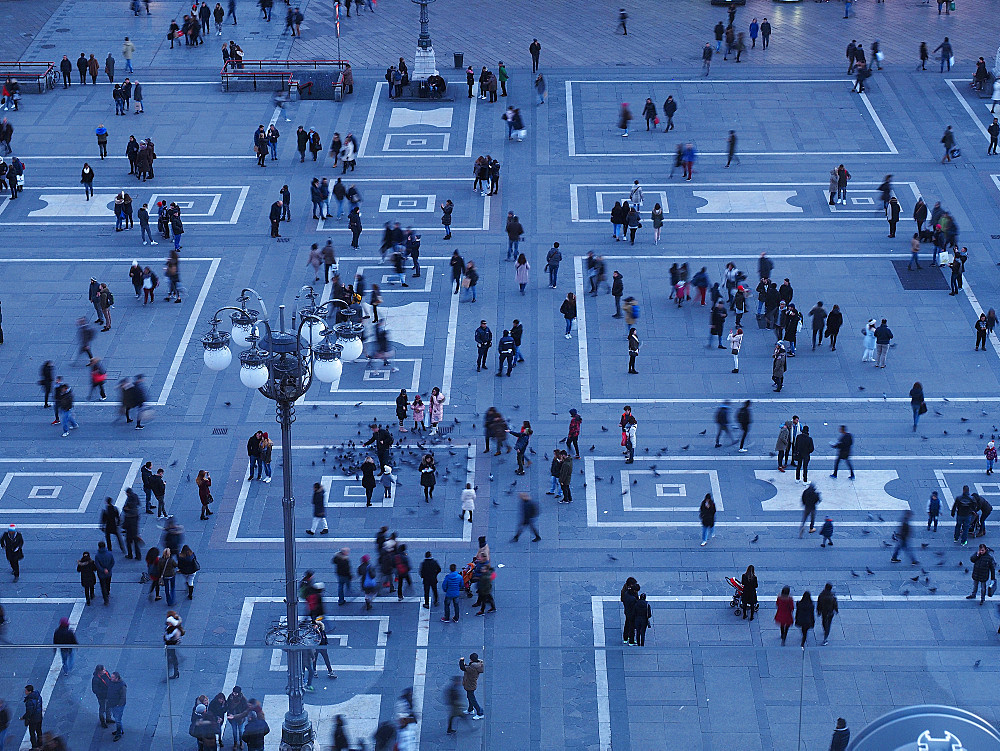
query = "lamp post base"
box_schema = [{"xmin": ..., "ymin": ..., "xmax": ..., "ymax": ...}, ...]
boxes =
[
  {"xmin": 414, "ymin": 46, "xmax": 438, "ymax": 79},
  {"xmin": 280, "ymin": 721, "xmax": 314, "ymax": 751}
]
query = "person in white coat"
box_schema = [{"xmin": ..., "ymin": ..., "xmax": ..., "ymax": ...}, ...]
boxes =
[
  {"xmin": 992, "ymin": 78, "xmax": 1000, "ymax": 113},
  {"xmin": 727, "ymin": 326, "xmax": 743, "ymax": 373},
  {"xmin": 861, "ymin": 320, "xmax": 876, "ymax": 362},
  {"xmin": 460, "ymin": 483, "xmax": 476, "ymax": 522}
]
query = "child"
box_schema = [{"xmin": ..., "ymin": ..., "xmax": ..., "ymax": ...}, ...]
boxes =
[
  {"xmin": 928, "ymin": 491, "xmax": 940, "ymax": 531},
  {"xmin": 395, "ymin": 388, "xmax": 409, "ymax": 432},
  {"xmin": 986, "ymin": 440, "xmax": 997, "ymax": 476},
  {"xmin": 411, "ymin": 394, "xmax": 426, "ymax": 434},
  {"xmin": 819, "ymin": 517, "xmax": 834, "ymax": 547},
  {"xmin": 380, "ymin": 465, "xmax": 396, "ymax": 500},
  {"xmin": 461, "ymin": 483, "xmax": 476, "ymax": 522}
]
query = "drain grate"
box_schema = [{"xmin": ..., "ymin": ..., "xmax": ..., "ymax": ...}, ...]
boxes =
[{"xmin": 212, "ymin": 427, "xmax": 229, "ymax": 435}]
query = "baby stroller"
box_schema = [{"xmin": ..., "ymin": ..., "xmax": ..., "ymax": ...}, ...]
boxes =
[{"xmin": 727, "ymin": 576, "xmax": 759, "ymax": 618}]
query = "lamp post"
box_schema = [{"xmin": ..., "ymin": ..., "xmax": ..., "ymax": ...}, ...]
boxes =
[
  {"xmin": 411, "ymin": 0, "xmax": 437, "ymax": 80},
  {"xmin": 201, "ymin": 288, "xmax": 344, "ymax": 751}
]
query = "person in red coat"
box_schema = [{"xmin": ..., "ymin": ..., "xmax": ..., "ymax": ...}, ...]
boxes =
[{"xmin": 774, "ymin": 586, "xmax": 794, "ymax": 645}]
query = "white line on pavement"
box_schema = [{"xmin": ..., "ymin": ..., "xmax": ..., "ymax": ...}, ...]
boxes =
[
  {"xmin": 155, "ymin": 257, "xmax": 221, "ymax": 406},
  {"xmin": 945, "ymin": 78, "xmax": 991, "ymax": 141}
]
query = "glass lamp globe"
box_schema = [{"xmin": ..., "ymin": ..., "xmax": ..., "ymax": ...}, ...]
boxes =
[
  {"xmin": 313, "ymin": 354, "xmax": 342, "ymax": 383},
  {"xmin": 303, "ymin": 319, "xmax": 326, "ymax": 346},
  {"xmin": 339, "ymin": 335, "xmax": 363, "ymax": 361},
  {"xmin": 203, "ymin": 344, "xmax": 232, "ymax": 371},
  {"xmin": 231, "ymin": 321, "xmax": 254, "ymax": 348},
  {"xmin": 240, "ymin": 362, "xmax": 269, "ymax": 389}
]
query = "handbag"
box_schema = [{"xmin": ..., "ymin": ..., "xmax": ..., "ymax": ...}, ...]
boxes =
[
  {"xmin": 653, "ymin": 117, "xmax": 660, "ymax": 125},
  {"xmin": 918, "ymin": 402, "xmax": 928, "ymax": 415}
]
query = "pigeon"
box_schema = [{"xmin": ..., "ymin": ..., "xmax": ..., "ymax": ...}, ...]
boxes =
[
  {"xmin": 492, "ymin": 500, "xmax": 499, "ymax": 507},
  {"xmin": 544, "ymin": 453, "xmax": 549, "ymax": 461},
  {"xmin": 858, "ymin": 386, "xmax": 865, "ymax": 391},
  {"xmin": 921, "ymin": 568, "xmax": 929, "ymax": 574},
  {"xmin": 921, "ymin": 543, "xmax": 929, "ymax": 549},
  {"xmin": 170, "ymin": 460, "xmax": 178, "ymax": 467},
  {"xmin": 621, "ymin": 491, "xmax": 628, "ymax": 496},
  {"xmin": 224, "ymin": 401, "xmax": 231, "ymax": 406},
  {"xmin": 936, "ymin": 560, "xmax": 945, "ymax": 566},
  {"xmin": 877, "ymin": 515, "xmax": 885, "ymax": 522},
  {"xmin": 595, "ymin": 475, "xmax": 604, "ymax": 481},
  {"xmin": 910, "ymin": 575, "xmax": 919, "ymax": 582},
  {"xmin": 882, "ymin": 540, "xmax": 891, "ymax": 547},
  {"xmin": 551, "ymin": 412, "xmax": 559, "ymax": 416},
  {"xmin": 921, "ymin": 436, "xmax": 928, "ymax": 440},
  {"xmin": 961, "ymin": 417, "xmax": 969, "ymax": 422},
  {"xmin": 934, "ymin": 410, "xmax": 943, "ymax": 416},
  {"xmin": 682, "ymin": 445, "xmax": 690, "ymax": 451},
  {"xmin": 698, "ymin": 429, "xmax": 707, "ymax": 435},
  {"xmin": 633, "ymin": 479, "xmax": 638, "ymax": 485},
  {"xmin": 861, "ymin": 529, "xmax": 871, "ymax": 535},
  {"xmin": 354, "ymin": 402, "xmax": 362, "ymax": 407},
  {"xmin": 601, "ymin": 426, "xmax": 609, "ymax": 432},
  {"xmin": 850, "ymin": 570, "xmax": 859, "ymax": 577},
  {"xmin": 867, "ymin": 513, "xmax": 874, "ymax": 521},
  {"xmin": 589, "ymin": 445, "xmax": 596, "ymax": 451},
  {"xmin": 866, "ymin": 567, "xmax": 874, "ymax": 575},
  {"xmin": 607, "ymin": 554, "xmax": 618, "ymax": 562},
  {"xmin": 750, "ymin": 535, "xmax": 759, "ymax": 544},
  {"xmin": 335, "ymin": 414, "xmax": 338, "ymax": 418},
  {"xmin": 902, "ymin": 589, "xmax": 910, "ymax": 597},
  {"xmin": 929, "ymin": 586, "xmax": 937, "ymax": 593},
  {"xmin": 513, "ymin": 405, "xmax": 520, "ymax": 409}
]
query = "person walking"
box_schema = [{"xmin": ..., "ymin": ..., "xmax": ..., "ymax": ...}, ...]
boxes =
[
  {"xmin": 100, "ymin": 496, "xmax": 125, "ymax": 553},
  {"xmin": 968, "ymin": 542, "xmax": 998, "ymax": 605},
  {"xmin": 890, "ymin": 509, "xmax": 919, "ymax": 564},
  {"xmin": 307, "ymin": 482, "xmax": 328, "ymax": 535},
  {"xmin": 952, "ymin": 485, "xmax": 976, "ymax": 545},
  {"xmin": 976, "ymin": 314, "xmax": 990, "ymax": 351},
  {"xmin": 529, "ymin": 38, "xmax": 541, "ymax": 72},
  {"xmin": 799, "ymin": 482, "xmax": 820, "ymax": 537},
  {"xmin": 941, "ymin": 124, "xmax": 955, "ymax": 162},
  {"xmin": 560, "ymin": 292, "xmax": 577, "ymax": 340},
  {"xmin": 94, "ymin": 541, "xmax": 114, "ymax": 605},
  {"xmin": 909, "ymin": 381, "xmax": 926, "ymax": 430},
  {"xmin": 795, "ymin": 591, "xmax": 815, "ymax": 646},
  {"xmin": 830, "ymin": 425, "xmax": 855, "ymax": 480},
  {"xmin": 177, "ymin": 545, "xmax": 199, "ymax": 600},
  {"xmin": 736, "ymin": 400, "xmax": 751, "ymax": 452},
  {"xmin": 514, "ymin": 253, "xmax": 530, "ymax": 295},
  {"xmin": 725, "ymin": 130, "xmax": 739, "ymax": 167},
  {"xmin": 77, "ymin": 551, "xmax": 98, "ymax": 605},
  {"xmin": 511, "ymin": 492, "xmax": 541, "ymax": 542},
  {"xmin": 699, "ymin": 493, "xmax": 716, "ymax": 546},
  {"xmin": 2, "ymin": 524, "xmax": 23, "ymax": 581},
  {"xmin": 775, "ymin": 586, "xmax": 794, "ymax": 645},
  {"xmin": 122, "ymin": 37, "xmax": 135, "ymax": 73},
  {"xmin": 816, "ymin": 583, "xmax": 838, "ymax": 646},
  {"xmin": 53, "ymin": 617, "xmax": 77, "ymax": 675},
  {"xmin": 419, "ymin": 551, "xmax": 441, "ymax": 608}
]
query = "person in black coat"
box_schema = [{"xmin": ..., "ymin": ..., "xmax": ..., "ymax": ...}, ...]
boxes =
[
  {"xmin": 306, "ymin": 482, "xmax": 328, "ymax": 535},
  {"xmin": 824, "ymin": 305, "xmax": 843, "ymax": 350},
  {"xmin": 360, "ymin": 456, "xmax": 377, "ymax": 506},
  {"xmin": 632, "ymin": 593, "xmax": 652, "ymax": 645},
  {"xmin": 740, "ymin": 565, "xmax": 757, "ymax": 620},
  {"xmin": 662, "ymin": 95, "xmax": 677, "ymax": 131},
  {"xmin": 620, "ymin": 578, "xmax": 639, "ymax": 645},
  {"xmin": 100, "ymin": 497, "xmax": 126, "ymax": 553},
  {"xmin": 419, "ymin": 551, "xmax": 441, "ymax": 608},
  {"xmin": 795, "ymin": 591, "xmax": 815, "ymax": 646},
  {"xmin": 269, "ymin": 200, "xmax": 283, "ymax": 238},
  {"xmin": 829, "ymin": 718, "xmax": 850, "ymax": 751},
  {"xmin": 1, "ymin": 525, "xmax": 24, "ymax": 580},
  {"xmin": 793, "ymin": 426, "xmax": 814, "ymax": 482}
]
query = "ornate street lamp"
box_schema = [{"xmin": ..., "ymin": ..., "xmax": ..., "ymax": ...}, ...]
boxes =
[{"xmin": 201, "ymin": 288, "xmax": 347, "ymax": 751}]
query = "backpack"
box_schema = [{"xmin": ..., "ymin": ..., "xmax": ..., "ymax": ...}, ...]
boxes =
[
  {"xmin": 107, "ymin": 291, "xmax": 115, "ymax": 306},
  {"xmin": 630, "ymin": 304, "xmax": 640, "ymax": 320},
  {"xmin": 363, "ymin": 565, "xmax": 377, "ymax": 590}
]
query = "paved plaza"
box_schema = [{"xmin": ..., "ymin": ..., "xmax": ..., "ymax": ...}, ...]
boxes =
[{"xmin": 4, "ymin": 0, "xmax": 1000, "ymax": 749}]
